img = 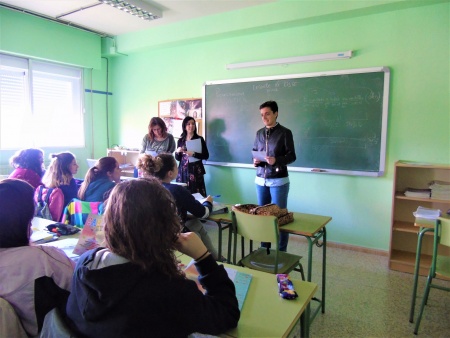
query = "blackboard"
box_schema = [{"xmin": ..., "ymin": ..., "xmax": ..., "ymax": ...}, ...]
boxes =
[{"xmin": 203, "ymin": 67, "xmax": 390, "ymax": 176}]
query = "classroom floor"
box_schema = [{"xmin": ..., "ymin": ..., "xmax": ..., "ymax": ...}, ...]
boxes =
[{"xmin": 200, "ymin": 220, "xmax": 450, "ymax": 338}]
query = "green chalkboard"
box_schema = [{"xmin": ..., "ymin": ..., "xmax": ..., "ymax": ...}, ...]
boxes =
[{"xmin": 203, "ymin": 67, "xmax": 390, "ymax": 176}]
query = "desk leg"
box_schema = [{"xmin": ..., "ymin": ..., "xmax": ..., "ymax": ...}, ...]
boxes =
[
  {"xmin": 217, "ymin": 221, "xmax": 223, "ymax": 260},
  {"xmin": 304, "ymin": 229, "xmax": 326, "ymax": 337},
  {"xmin": 300, "ymin": 311, "xmax": 308, "ymax": 338},
  {"xmin": 409, "ymin": 227, "xmax": 433, "ymax": 323}
]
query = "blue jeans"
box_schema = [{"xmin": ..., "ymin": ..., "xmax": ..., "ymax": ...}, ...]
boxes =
[{"xmin": 256, "ymin": 183, "xmax": 290, "ymax": 251}]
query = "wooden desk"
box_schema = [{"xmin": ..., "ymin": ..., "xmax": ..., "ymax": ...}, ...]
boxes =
[{"xmin": 178, "ymin": 254, "xmax": 318, "ymax": 338}]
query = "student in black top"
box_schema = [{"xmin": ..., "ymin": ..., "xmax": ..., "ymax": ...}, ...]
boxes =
[
  {"xmin": 66, "ymin": 178, "xmax": 239, "ymax": 337},
  {"xmin": 138, "ymin": 153, "xmax": 221, "ymax": 261}
]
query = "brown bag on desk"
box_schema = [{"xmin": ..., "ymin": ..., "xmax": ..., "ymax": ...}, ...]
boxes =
[{"xmin": 232, "ymin": 203, "xmax": 294, "ymax": 226}]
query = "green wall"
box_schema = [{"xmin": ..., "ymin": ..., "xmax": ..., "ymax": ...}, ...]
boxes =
[
  {"xmin": 0, "ymin": 8, "xmax": 107, "ymax": 175},
  {"xmin": 0, "ymin": 1, "xmax": 448, "ymax": 251},
  {"xmin": 108, "ymin": 1, "xmax": 449, "ymax": 251}
]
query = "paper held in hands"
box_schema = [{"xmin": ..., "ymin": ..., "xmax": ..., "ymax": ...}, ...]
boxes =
[
  {"xmin": 186, "ymin": 139, "xmax": 201, "ymax": 162},
  {"xmin": 252, "ymin": 151, "xmax": 266, "ymax": 162}
]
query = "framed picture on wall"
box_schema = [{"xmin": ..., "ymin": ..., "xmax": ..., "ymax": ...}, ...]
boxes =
[{"xmin": 159, "ymin": 98, "xmax": 202, "ymax": 137}]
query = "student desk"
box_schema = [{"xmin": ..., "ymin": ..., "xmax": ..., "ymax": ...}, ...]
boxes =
[
  {"xmin": 31, "ymin": 217, "xmax": 81, "ymax": 260},
  {"xmin": 178, "ymin": 254, "xmax": 318, "ymax": 338},
  {"xmin": 205, "ymin": 208, "xmax": 331, "ymax": 336}
]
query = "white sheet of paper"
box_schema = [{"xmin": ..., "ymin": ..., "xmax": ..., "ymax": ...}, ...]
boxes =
[
  {"xmin": 145, "ymin": 150, "xmax": 158, "ymax": 157},
  {"xmin": 186, "ymin": 139, "xmax": 202, "ymax": 162},
  {"xmin": 252, "ymin": 151, "xmax": 267, "ymax": 162},
  {"xmin": 192, "ymin": 193, "xmax": 206, "ymax": 203}
]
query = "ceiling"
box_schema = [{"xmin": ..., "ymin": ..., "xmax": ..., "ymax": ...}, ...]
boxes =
[{"xmin": 0, "ymin": 0, "xmax": 275, "ymax": 37}]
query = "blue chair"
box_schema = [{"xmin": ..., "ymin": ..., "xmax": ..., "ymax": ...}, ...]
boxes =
[{"xmin": 414, "ymin": 217, "xmax": 450, "ymax": 334}]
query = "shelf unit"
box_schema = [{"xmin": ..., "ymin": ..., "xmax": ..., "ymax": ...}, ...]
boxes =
[
  {"xmin": 107, "ymin": 149, "xmax": 140, "ymax": 178},
  {"xmin": 389, "ymin": 161, "xmax": 450, "ymax": 276}
]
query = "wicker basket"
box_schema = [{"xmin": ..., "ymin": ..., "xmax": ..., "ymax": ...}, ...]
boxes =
[{"xmin": 232, "ymin": 203, "xmax": 294, "ymax": 226}]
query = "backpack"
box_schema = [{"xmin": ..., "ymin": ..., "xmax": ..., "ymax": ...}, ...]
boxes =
[{"xmin": 35, "ymin": 185, "xmax": 54, "ymax": 220}]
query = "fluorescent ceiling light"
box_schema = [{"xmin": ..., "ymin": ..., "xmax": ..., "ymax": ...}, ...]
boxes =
[
  {"xmin": 99, "ymin": 0, "xmax": 162, "ymax": 20},
  {"xmin": 226, "ymin": 51, "xmax": 353, "ymax": 70}
]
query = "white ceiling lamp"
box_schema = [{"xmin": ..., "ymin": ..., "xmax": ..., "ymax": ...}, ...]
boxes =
[
  {"xmin": 226, "ymin": 51, "xmax": 353, "ymax": 70},
  {"xmin": 99, "ymin": 0, "xmax": 162, "ymax": 20}
]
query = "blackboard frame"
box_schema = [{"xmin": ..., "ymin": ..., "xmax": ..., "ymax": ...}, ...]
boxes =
[{"xmin": 203, "ymin": 67, "xmax": 390, "ymax": 177}]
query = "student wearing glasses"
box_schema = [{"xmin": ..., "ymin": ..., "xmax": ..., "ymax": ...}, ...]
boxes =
[{"xmin": 140, "ymin": 117, "xmax": 176, "ymax": 154}]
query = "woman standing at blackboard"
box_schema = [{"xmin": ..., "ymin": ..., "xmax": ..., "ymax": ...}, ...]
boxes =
[
  {"xmin": 140, "ymin": 117, "xmax": 176, "ymax": 155},
  {"xmin": 252, "ymin": 101, "xmax": 296, "ymax": 252},
  {"xmin": 175, "ymin": 116, "xmax": 209, "ymax": 196}
]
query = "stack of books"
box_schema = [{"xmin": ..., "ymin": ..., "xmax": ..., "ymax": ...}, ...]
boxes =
[
  {"xmin": 429, "ymin": 180, "xmax": 450, "ymax": 200},
  {"xmin": 404, "ymin": 187, "xmax": 431, "ymax": 198},
  {"xmin": 413, "ymin": 206, "xmax": 441, "ymax": 220}
]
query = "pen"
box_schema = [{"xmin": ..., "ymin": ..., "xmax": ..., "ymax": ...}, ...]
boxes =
[{"xmin": 212, "ymin": 195, "xmax": 221, "ymax": 198}]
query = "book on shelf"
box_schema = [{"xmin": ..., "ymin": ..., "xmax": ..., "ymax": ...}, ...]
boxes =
[
  {"xmin": 429, "ymin": 180, "xmax": 450, "ymax": 200},
  {"xmin": 184, "ymin": 259, "xmax": 252, "ymax": 310},
  {"xmin": 404, "ymin": 187, "xmax": 431, "ymax": 198}
]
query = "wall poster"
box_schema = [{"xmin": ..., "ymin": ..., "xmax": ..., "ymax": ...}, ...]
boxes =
[{"xmin": 158, "ymin": 98, "xmax": 202, "ymax": 138}]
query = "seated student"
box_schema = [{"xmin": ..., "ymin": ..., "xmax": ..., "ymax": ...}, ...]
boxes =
[
  {"xmin": 138, "ymin": 153, "xmax": 222, "ymax": 261},
  {"xmin": 42, "ymin": 151, "xmax": 80, "ymax": 208},
  {"xmin": 0, "ymin": 179, "xmax": 75, "ymax": 337},
  {"xmin": 8, "ymin": 148, "xmax": 45, "ymax": 189},
  {"xmin": 78, "ymin": 157, "xmax": 121, "ymax": 202},
  {"xmin": 66, "ymin": 178, "xmax": 239, "ymax": 337}
]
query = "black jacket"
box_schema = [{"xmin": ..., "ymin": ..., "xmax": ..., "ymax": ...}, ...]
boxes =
[
  {"xmin": 66, "ymin": 249, "xmax": 239, "ymax": 338},
  {"xmin": 252, "ymin": 123, "xmax": 296, "ymax": 179}
]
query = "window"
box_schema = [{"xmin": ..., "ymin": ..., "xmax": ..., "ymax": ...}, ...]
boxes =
[{"xmin": 0, "ymin": 54, "xmax": 84, "ymax": 149}]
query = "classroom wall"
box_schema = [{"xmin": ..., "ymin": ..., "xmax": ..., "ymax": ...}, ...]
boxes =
[
  {"xmin": 0, "ymin": 8, "xmax": 108, "ymax": 176},
  {"xmin": 107, "ymin": 1, "xmax": 449, "ymax": 251}
]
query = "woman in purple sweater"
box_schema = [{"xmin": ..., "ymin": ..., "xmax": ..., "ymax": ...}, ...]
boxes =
[{"xmin": 8, "ymin": 148, "xmax": 45, "ymax": 189}]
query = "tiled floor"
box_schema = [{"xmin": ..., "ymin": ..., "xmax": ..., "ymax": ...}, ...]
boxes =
[{"xmin": 202, "ymin": 220, "xmax": 450, "ymax": 338}]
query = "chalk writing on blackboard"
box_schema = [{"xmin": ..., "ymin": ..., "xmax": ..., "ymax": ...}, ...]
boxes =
[{"xmin": 203, "ymin": 67, "xmax": 390, "ymax": 177}]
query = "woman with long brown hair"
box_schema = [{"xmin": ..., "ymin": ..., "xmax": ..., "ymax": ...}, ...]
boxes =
[
  {"xmin": 140, "ymin": 117, "xmax": 175, "ymax": 154},
  {"xmin": 66, "ymin": 178, "xmax": 239, "ymax": 337}
]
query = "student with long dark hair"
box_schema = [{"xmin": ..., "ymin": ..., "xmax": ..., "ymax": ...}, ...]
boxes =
[
  {"xmin": 78, "ymin": 157, "xmax": 121, "ymax": 202},
  {"xmin": 0, "ymin": 179, "xmax": 74, "ymax": 337},
  {"xmin": 66, "ymin": 178, "xmax": 239, "ymax": 337},
  {"xmin": 175, "ymin": 116, "xmax": 209, "ymax": 196}
]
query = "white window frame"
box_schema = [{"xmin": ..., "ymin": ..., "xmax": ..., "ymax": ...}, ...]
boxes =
[{"xmin": 0, "ymin": 53, "xmax": 85, "ymax": 149}]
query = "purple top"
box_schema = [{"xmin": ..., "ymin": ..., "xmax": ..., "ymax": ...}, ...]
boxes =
[{"xmin": 9, "ymin": 168, "xmax": 42, "ymax": 189}]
